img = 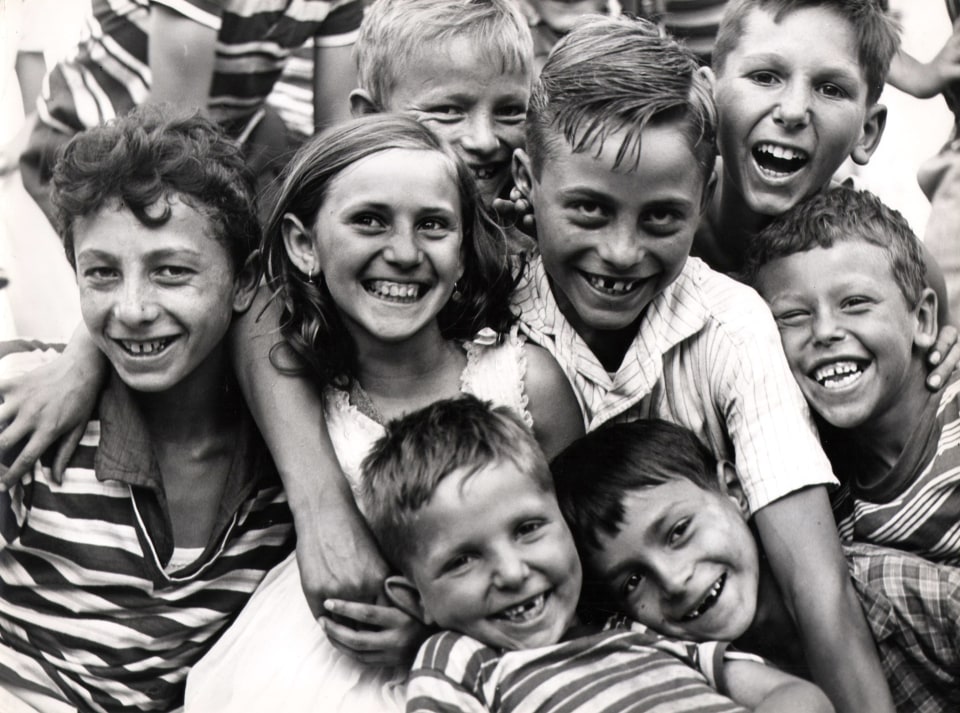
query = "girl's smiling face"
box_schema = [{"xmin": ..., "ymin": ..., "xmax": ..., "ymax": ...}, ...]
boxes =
[{"xmin": 286, "ymin": 148, "xmax": 465, "ymax": 352}]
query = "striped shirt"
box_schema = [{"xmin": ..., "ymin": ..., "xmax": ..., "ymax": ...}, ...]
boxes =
[
  {"xmin": 826, "ymin": 370, "xmax": 960, "ymax": 565},
  {"xmin": 407, "ymin": 627, "xmax": 748, "ymax": 713},
  {"xmin": 845, "ymin": 543, "xmax": 960, "ymax": 713},
  {"xmin": 513, "ymin": 255, "xmax": 837, "ymax": 514},
  {"xmin": 38, "ymin": 0, "xmax": 362, "ymax": 137},
  {"xmin": 0, "ymin": 343, "xmax": 294, "ymax": 713}
]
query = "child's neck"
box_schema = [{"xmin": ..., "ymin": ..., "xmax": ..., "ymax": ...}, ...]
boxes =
[
  {"xmin": 352, "ymin": 325, "xmax": 467, "ymax": 422},
  {"xmin": 710, "ymin": 178, "xmax": 773, "ymax": 274},
  {"xmin": 847, "ymin": 362, "xmax": 935, "ymax": 481},
  {"xmin": 737, "ymin": 558, "xmax": 806, "ymax": 672}
]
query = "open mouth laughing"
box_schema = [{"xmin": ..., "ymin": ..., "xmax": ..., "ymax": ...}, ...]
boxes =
[
  {"xmin": 115, "ymin": 338, "xmax": 176, "ymax": 356},
  {"xmin": 581, "ymin": 270, "xmax": 643, "ymax": 296},
  {"xmin": 810, "ymin": 360, "xmax": 867, "ymax": 389},
  {"xmin": 752, "ymin": 142, "xmax": 809, "ymax": 178},
  {"xmin": 493, "ymin": 592, "xmax": 549, "ymax": 624},
  {"xmin": 681, "ymin": 573, "xmax": 726, "ymax": 622},
  {"xmin": 363, "ymin": 280, "xmax": 425, "ymax": 304}
]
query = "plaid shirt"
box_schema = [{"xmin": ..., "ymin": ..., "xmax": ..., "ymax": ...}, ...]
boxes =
[{"xmin": 846, "ymin": 543, "xmax": 960, "ymax": 712}]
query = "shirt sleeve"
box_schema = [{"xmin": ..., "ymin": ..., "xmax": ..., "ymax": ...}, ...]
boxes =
[
  {"xmin": 709, "ymin": 289, "xmax": 838, "ymax": 512},
  {"xmin": 150, "ymin": 0, "xmax": 222, "ymax": 29},
  {"xmin": 407, "ymin": 633, "xmax": 492, "ymax": 713}
]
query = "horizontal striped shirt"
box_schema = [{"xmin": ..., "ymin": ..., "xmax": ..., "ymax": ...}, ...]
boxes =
[
  {"xmin": 513, "ymin": 255, "xmax": 837, "ymax": 514},
  {"xmin": 0, "ymin": 342, "xmax": 294, "ymax": 713},
  {"xmin": 827, "ymin": 370, "xmax": 960, "ymax": 565},
  {"xmin": 408, "ymin": 627, "xmax": 748, "ymax": 713},
  {"xmin": 38, "ymin": 0, "xmax": 362, "ymax": 136}
]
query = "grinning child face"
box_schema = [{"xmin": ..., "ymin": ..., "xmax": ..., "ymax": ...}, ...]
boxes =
[
  {"xmin": 586, "ymin": 476, "xmax": 760, "ymax": 643},
  {"xmin": 74, "ymin": 196, "xmax": 251, "ymax": 395},
  {"xmin": 712, "ymin": 5, "xmax": 884, "ymax": 217},
  {"xmin": 753, "ymin": 240, "xmax": 936, "ymax": 436},
  {"xmin": 382, "ymin": 36, "xmax": 530, "ymax": 206},
  {"xmin": 404, "ymin": 459, "xmax": 582, "ymax": 651},
  {"xmin": 516, "ymin": 121, "xmax": 708, "ymax": 356},
  {"xmin": 286, "ymin": 147, "xmax": 465, "ymax": 353}
]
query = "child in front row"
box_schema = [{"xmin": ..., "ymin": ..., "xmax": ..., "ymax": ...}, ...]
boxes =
[
  {"xmin": 552, "ymin": 418, "xmax": 960, "ymax": 712},
  {"xmin": 0, "ymin": 108, "xmax": 295, "ymax": 712},
  {"xmin": 360, "ymin": 395, "xmax": 831, "ymax": 713},
  {"xmin": 745, "ymin": 186, "xmax": 960, "ymax": 566}
]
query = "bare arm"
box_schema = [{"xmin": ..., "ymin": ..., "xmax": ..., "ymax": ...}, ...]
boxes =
[
  {"xmin": 887, "ymin": 19, "xmax": 960, "ymax": 100},
  {"xmin": 312, "ymin": 42, "xmax": 356, "ymax": 131},
  {"xmin": 0, "ymin": 323, "xmax": 106, "ymax": 487},
  {"xmin": 724, "ymin": 659, "xmax": 834, "ymax": 713},
  {"xmin": 522, "ymin": 343, "xmax": 584, "ymax": 460},
  {"xmin": 230, "ymin": 288, "xmax": 388, "ymax": 616},
  {"xmin": 146, "ymin": 5, "xmax": 217, "ymax": 109},
  {"xmin": 753, "ymin": 487, "xmax": 894, "ymax": 713}
]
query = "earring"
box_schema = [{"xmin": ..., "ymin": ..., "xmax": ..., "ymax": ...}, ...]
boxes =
[{"xmin": 451, "ymin": 280, "xmax": 463, "ymax": 303}]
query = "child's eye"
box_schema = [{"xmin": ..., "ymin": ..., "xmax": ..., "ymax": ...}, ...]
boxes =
[
  {"xmin": 749, "ymin": 71, "xmax": 779, "ymax": 87},
  {"xmin": 818, "ymin": 83, "xmax": 848, "ymax": 99},
  {"xmin": 775, "ymin": 310, "xmax": 810, "ymax": 327},
  {"xmin": 424, "ymin": 105, "xmax": 464, "ymax": 122},
  {"xmin": 623, "ymin": 572, "xmax": 644, "ymax": 595},
  {"xmin": 418, "ymin": 217, "xmax": 452, "ymax": 237},
  {"xmin": 641, "ymin": 207, "xmax": 683, "ymax": 235},
  {"xmin": 155, "ymin": 265, "xmax": 193, "ymax": 281},
  {"xmin": 516, "ymin": 519, "xmax": 545, "ymax": 538},
  {"xmin": 568, "ymin": 200, "xmax": 608, "ymax": 226},
  {"xmin": 352, "ymin": 214, "xmax": 386, "ymax": 232},
  {"xmin": 841, "ymin": 296, "xmax": 871, "ymax": 311},
  {"xmin": 495, "ymin": 104, "xmax": 527, "ymax": 123},
  {"xmin": 668, "ymin": 518, "xmax": 690, "ymax": 545},
  {"xmin": 83, "ymin": 266, "xmax": 119, "ymax": 283},
  {"xmin": 442, "ymin": 553, "xmax": 475, "ymax": 574}
]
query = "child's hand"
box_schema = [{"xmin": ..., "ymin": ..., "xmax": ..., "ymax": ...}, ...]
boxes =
[
  {"xmin": 0, "ymin": 351, "xmax": 102, "ymax": 490},
  {"xmin": 491, "ymin": 187, "xmax": 535, "ymax": 231},
  {"xmin": 322, "ymin": 597, "xmax": 430, "ymax": 667},
  {"xmin": 926, "ymin": 324, "xmax": 959, "ymax": 391}
]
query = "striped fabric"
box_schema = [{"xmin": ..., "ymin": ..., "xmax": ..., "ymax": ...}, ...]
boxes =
[
  {"xmin": 845, "ymin": 542, "xmax": 960, "ymax": 713},
  {"xmin": 513, "ymin": 255, "xmax": 837, "ymax": 514},
  {"xmin": 0, "ymin": 343, "xmax": 294, "ymax": 713},
  {"xmin": 641, "ymin": 0, "xmax": 728, "ymax": 63},
  {"xmin": 407, "ymin": 628, "xmax": 748, "ymax": 713},
  {"xmin": 38, "ymin": 0, "xmax": 362, "ymax": 137},
  {"xmin": 828, "ymin": 371, "xmax": 960, "ymax": 565}
]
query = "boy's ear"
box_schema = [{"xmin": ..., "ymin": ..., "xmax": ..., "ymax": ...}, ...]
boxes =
[
  {"xmin": 281, "ymin": 213, "xmax": 318, "ymax": 279},
  {"xmin": 700, "ymin": 167, "xmax": 719, "ymax": 215},
  {"xmin": 717, "ymin": 460, "xmax": 749, "ymax": 516},
  {"xmin": 697, "ymin": 65, "xmax": 717, "ymax": 95},
  {"xmin": 349, "ymin": 88, "xmax": 379, "ymax": 117},
  {"xmin": 384, "ymin": 575, "xmax": 432, "ymax": 625},
  {"xmin": 912, "ymin": 286, "xmax": 939, "ymax": 351},
  {"xmin": 232, "ymin": 252, "xmax": 261, "ymax": 313},
  {"xmin": 850, "ymin": 103, "xmax": 887, "ymax": 166},
  {"xmin": 512, "ymin": 148, "xmax": 536, "ymax": 200}
]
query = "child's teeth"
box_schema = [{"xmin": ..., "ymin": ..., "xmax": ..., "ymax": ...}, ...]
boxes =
[
  {"xmin": 122, "ymin": 339, "xmax": 169, "ymax": 355},
  {"xmin": 499, "ymin": 594, "xmax": 545, "ymax": 622},
  {"xmin": 586, "ymin": 274, "xmax": 639, "ymax": 294},
  {"xmin": 813, "ymin": 361, "xmax": 864, "ymax": 388},
  {"xmin": 682, "ymin": 574, "xmax": 725, "ymax": 621},
  {"xmin": 367, "ymin": 280, "xmax": 420, "ymax": 301}
]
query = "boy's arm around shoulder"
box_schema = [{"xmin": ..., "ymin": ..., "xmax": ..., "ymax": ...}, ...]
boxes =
[
  {"xmin": 724, "ymin": 657, "xmax": 834, "ymax": 713},
  {"xmin": 522, "ymin": 342, "xmax": 585, "ymax": 460}
]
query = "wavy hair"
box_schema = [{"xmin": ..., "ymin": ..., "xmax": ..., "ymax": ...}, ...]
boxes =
[{"xmin": 263, "ymin": 113, "xmax": 519, "ymax": 389}]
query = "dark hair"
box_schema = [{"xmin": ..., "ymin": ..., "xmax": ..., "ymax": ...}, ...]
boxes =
[
  {"xmin": 525, "ymin": 14, "xmax": 717, "ymax": 183},
  {"xmin": 52, "ymin": 104, "xmax": 259, "ymax": 273},
  {"xmin": 551, "ymin": 420, "xmax": 719, "ymax": 553},
  {"xmin": 744, "ymin": 185, "xmax": 925, "ymax": 305},
  {"xmin": 712, "ymin": 0, "xmax": 900, "ymax": 105},
  {"xmin": 360, "ymin": 394, "xmax": 550, "ymax": 571},
  {"xmin": 262, "ymin": 114, "xmax": 519, "ymax": 389}
]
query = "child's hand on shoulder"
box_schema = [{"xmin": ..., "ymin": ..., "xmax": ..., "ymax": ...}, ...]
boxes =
[
  {"xmin": 927, "ymin": 324, "xmax": 958, "ymax": 391},
  {"xmin": 322, "ymin": 596, "xmax": 430, "ymax": 667}
]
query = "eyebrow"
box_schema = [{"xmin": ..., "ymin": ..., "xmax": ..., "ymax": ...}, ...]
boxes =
[{"xmin": 595, "ymin": 508, "xmax": 673, "ymax": 583}]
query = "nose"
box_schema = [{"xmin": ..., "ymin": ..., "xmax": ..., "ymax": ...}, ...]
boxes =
[
  {"xmin": 459, "ymin": 112, "xmax": 500, "ymax": 157},
  {"xmin": 114, "ymin": 277, "xmax": 160, "ymax": 325},
  {"xmin": 597, "ymin": 224, "xmax": 644, "ymax": 269},
  {"xmin": 491, "ymin": 546, "xmax": 530, "ymax": 590},
  {"xmin": 773, "ymin": 81, "xmax": 811, "ymax": 129},
  {"xmin": 810, "ymin": 308, "xmax": 845, "ymax": 345},
  {"xmin": 383, "ymin": 225, "xmax": 424, "ymax": 267},
  {"xmin": 651, "ymin": 555, "xmax": 693, "ymax": 600}
]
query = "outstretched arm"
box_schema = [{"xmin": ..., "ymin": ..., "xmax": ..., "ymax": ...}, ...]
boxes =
[
  {"xmin": 230, "ymin": 288, "xmax": 388, "ymax": 615},
  {"xmin": 887, "ymin": 17, "xmax": 960, "ymax": 100},
  {"xmin": 754, "ymin": 487, "xmax": 894, "ymax": 713},
  {"xmin": 724, "ymin": 658, "xmax": 834, "ymax": 713},
  {"xmin": 0, "ymin": 324, "xmax": 105, "ymax": 488}
]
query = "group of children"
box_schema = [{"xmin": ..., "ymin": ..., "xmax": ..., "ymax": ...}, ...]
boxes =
[{"xmin": 1, "ymin": 1, "xmax": 960, "ymax": 712}]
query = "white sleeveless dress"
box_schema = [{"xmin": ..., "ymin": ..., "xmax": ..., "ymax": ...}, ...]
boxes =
[{"xmin": 185, "ymin": 331, "xmax": 532, "ymax": 713}]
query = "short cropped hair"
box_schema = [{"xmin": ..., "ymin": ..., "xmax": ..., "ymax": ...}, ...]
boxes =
[
  {"xmin": 355, "ymin": 0, "xmax": 534, "ymax": 109},
  {"xmin": 712, "ymin": 0, "xmax": 900, "ymax": 105},
  {"xmin": 525, "ymin": 15, "xmax": 717, "ymax": 183},
  {"xmin": 744, "ymin": 185, "xmax": 925, "ymax": 306},
  {"xmin": 551, "ymin": 420, "xmax": 719, "ymax": 554},
  {"xmin": 51, "ymin": 105, "xmax": 259, "ymax": 273},
  {"xmin": 360, "ymin": 395, "xmax": 551, "ymax": 572}
]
